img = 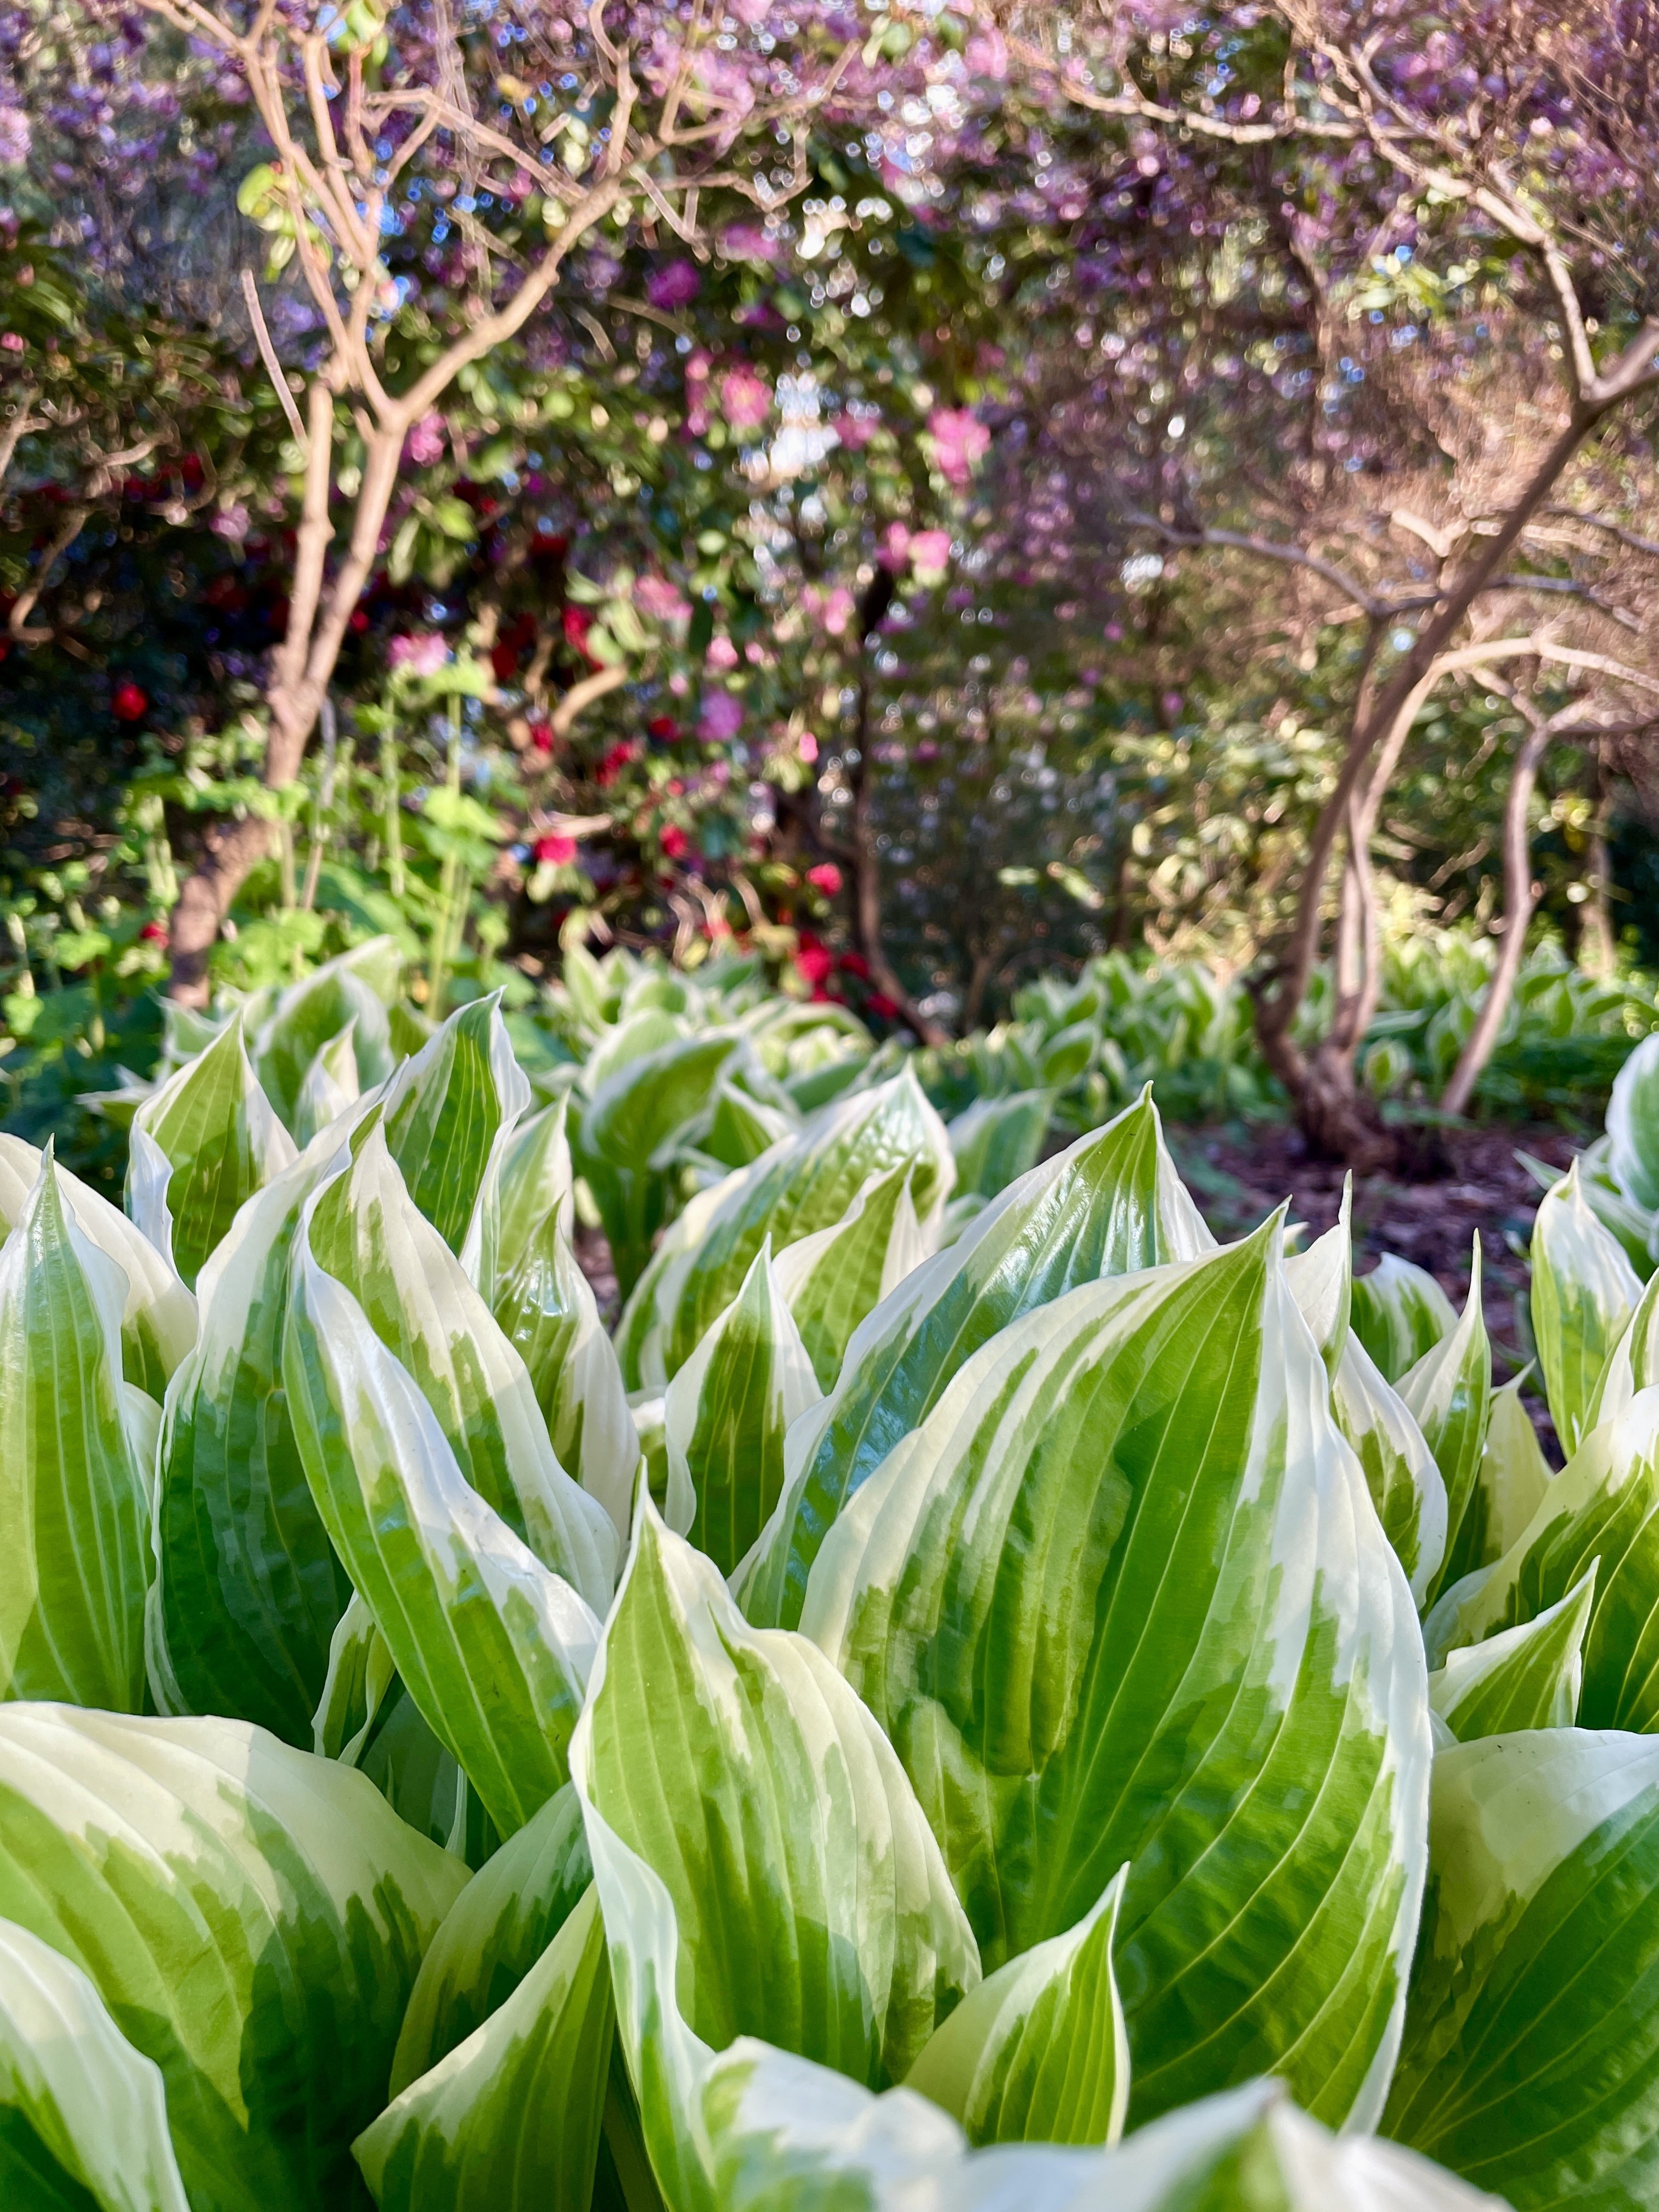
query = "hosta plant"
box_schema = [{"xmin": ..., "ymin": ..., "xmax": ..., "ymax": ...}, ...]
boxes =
[{"xmin": 7, "ymin": 957, "xmax": 1659, "ymax": 2211}]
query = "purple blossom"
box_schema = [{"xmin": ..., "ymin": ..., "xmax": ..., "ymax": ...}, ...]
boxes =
[
  {"xmin": 388, "ymin": 632, "xmax": 449, "ymax": 678},
  {"xmin": 646, "ymin": 258, "xmax": 701, "ymax": 310},
  {"xmin": 699, "ymin": 690, "xmax": 744, "ymax": 743}
]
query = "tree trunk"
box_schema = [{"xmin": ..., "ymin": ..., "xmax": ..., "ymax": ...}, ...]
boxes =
[{"xmin": 1441, "ymin": 712, "xmax": 1552, "ymax": 1118}]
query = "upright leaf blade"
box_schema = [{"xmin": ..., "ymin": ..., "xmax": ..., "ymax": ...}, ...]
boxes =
[
  {"xmin": 1609, "ymin": 1030, "xmax": 1659, "ymax": 1211},
  {"xmin": 1351, "ymin": 1255, "xmax": 1458, "ymax": 1384},
  {"xmin": 946, "ymin": 1091, "xmax": 1053, "ymax": 1201},
  {"xmin": 741, "ymin": 1091, "xmax": 1216, "ymax": 1634},
  {"xmin": 774, "ymin": 1163, "xmax": 933, "ymax": 1392},
  {"xmin": 576, "ymin": 1030, "xmax": 743, "ymax": 1296},
  {"xmin": 253, "ymin": 939, "xmax": 399, "ymax": 1130},
  {"xmin": 1330, "ymin": 1333, "xmax": 1447, "ymax": 1610},
  {"xmin": 1426, "ymin": 1564, "xmax": 1595, "ymax": 1737},
  {"xmin": 799, "ymin": 1223, "xmax": 1431, "ymax": 2131},
  {"xmin": 381, "ymin": 996, "xmax": 530, "ymax": 1280},
  {"xmin": 494, "ymin": 1097, "xmax": 573, "ymax": 1283},
  {"xmin": 1402, "ymin": 1241, "xmax": 1492, "ymax": 1601},
  {"xmin": 0, "ymin": 1157, "xmax": 149, "ymax": 1712},
  {"xmin": 1531, "ymin": 1159, "xmax": 1643, "ymax": 1457},
  {"xmin": 292, "ymin": 1023, "xmax": 362, "ymax": 1147}
]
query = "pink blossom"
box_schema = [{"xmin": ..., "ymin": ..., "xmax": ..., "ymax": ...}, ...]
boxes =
[
  {"xmin": 634, "ymin": 574, "xmax": 690, "ymax": 625},
  {"xmin": 211, "ymin": 503, "xmax": 250, "ymax": 543},
  {"xmin": 718, "ymin": 364, "xmax": 772, "ymax": 432},
  {"xmin": 806, "ymin": 862, "xmax": 843, "ymax": 895},
  {"xmin": 832, "ymin": 410, "xmax": 879, "ymax": 450},
  {"xmin": 0, "ymin": 106, "xmax": 29, "ymax": 169},
  {"xmin": 908, "ymin": 529, "xmax": 953, "ymax": 582},
  {"xmin": 880, "ymin": 522, "xmax": 911, "ymax": 566},
  {"xmin": 704, "ymin": 633, "xmax": 740, "ymax": 672},
  {"xmin": 646, "ymin": 259, "xmax": 701, "ymax": 311},
  {"xmin": 729, "ymin": 0, "xmax": 773, "ymax": 20},
  {"xmin": 819, "ymin": 587, "xmax": 856, "ymax": 638},
  {"xmin": 964, "ymin": 28, "xmax": 1008, "ymax": 79},
  {"xmin": 388, "ymin": 632, "xmax": 449, "ymax": 678},
  {"xmin": 684, "ymin": 348, "xmax": 713, "ymax": 436},
  {"xmin": 699, "ymin": 690, "xmax": 744, "ymax": 743},
  {"xmin": 407, "ymin": 411, "xmax": 446, "ymax": 466},
  {"xmin": 927, "ymin": 406, "xmax": 990, "ymax": 486},
  {"xmin": 535, "ymin": 833, "xmax": 577, "ymax": 866},
  {"xmin": 799, "ymin": 733, "xmax": 819, "ymax": 763},
  {"xmin": 721, "ymin": 222, "xmax": 779, "ymax": 263}
]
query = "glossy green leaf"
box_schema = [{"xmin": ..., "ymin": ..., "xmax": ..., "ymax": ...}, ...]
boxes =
[
  {"xmin": 313, "ymin": 1589, "xmax": 399, "ymax": 1764},
  {"xmin": 1531, "ymin": 1159, "xmax": 1643, "ymax": 1458},
  {"xmin": 284, "ymin": 1220, "xmax": 601, "ymax": 1836},
  {"xmin": 617, "ymin": 1067, "xmax": 955, "ymax": 1391},
  {"xmin": 0, "ymin": 1156, "xmax": 150, "ymax": 1712},
  {"xmin": 391, "ymin": 1781, "xmax": 591, "ymax": 2097},
  {"xmin": 146, "ymin": 1134, "xmax": 358, "ymax": 1747},
  {"xmin": 740, "ymin": 1090, "xmax": 1215, "ymax": 1634},
  {"xmin": 694, "ymin": 1078, "xmax": 798, "ymax": 1171},
  {"xmin": 1385, "ymin": 1729, "xmax": 1659, "ymax": 2207},
  {"xmin": 293, "ymin": 1021, "xmax": 362, "ymax": 1147},
  {"xmin": 1427, "ymin": 1564, "xmax": 1595, "ymax": 1737},
  {"xmin": 304, "ymin": 1125, "xmax": 616, "ymax": 1612},
  {"xmin": 129, "ymin": 1019, "xmax": 297, "ymax": 1290},
  {"xmin": 946, "ymin": 1090, "xmax": 1053, "ymax": 1201},
  {"xmin": 493, "ymin": 1097, "xmax": 573, "ymax": 1283},
  {"xmin": 904, "ymin": 1863, "xmax": 1130, "ymax": 2147},
  {"xmin": 353, "ymin": 1884, "xmax": 613, "ymax": 2212},
  {"xmin": 0, "ymin": 1705, "xmax": 465, "ymax": 2212},
  {"xmin": 1476, "ymin": 1372, "xmax": 1557, "ymax": 1558},
  {"xmin": 1351, "ymin": 1254, "xmax": 1458, "ymax": 1385},
  {"xmin": 1610, "ymin": 1031, "xmax": 1659, "ymax": 1211},
  {"xmin": 773, "ymin": 1163, "xmax": 932, "ymax": 1393},
  {"xmin": 0, "ymin": 1136, "xmax": 195, "ymax": 1401},
  {"xmin": 0, "ymin": 1913, "xmax": 191, "ymax": 2212},
  {"xmin": 1283, "ymin": 1184, "xmax": 1352, "ymax": 1377},
  {"xmin": 492, "ymin": 1199, "xmax": 639, "ymax": 1549},
  {"xmin": 799, "ymin": 1220, "xmax": 1430, "ymax": 2131},
  {"xmin": 572, "ymin": 1497, "xmax": 979, "ymax": 2097},
  {"xmin": 1424, "ymin": 1387, "xmax": 1659, "ymax": 1732},
  {"xmin": 253, "ymin": 938, "xmax": 400, "ymax": 1131},
  {"xmin": 1403, "ymin": 1241, "xmax": 1492, "ymax": 1602},
  {"xmin": 1330, "ymin": 1333, "xmax": 1447, "ymax": 1610},
  {"xmin": 380, "ymin": 996, "xmax": 531, "ymax": 1282},
  {"xmin": 577, "ymin": 1029, "xmax": 744, "ymax": 1294},
  {"xmin": 665, "ymin": 1241, "xmax": 821, "ymax": 1578}
]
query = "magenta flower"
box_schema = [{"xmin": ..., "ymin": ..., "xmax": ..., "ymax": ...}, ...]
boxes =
[
  {"xmin": 635, "ymin": 574, "xmax": 691, "ymax": 624},
  {"xmin": 646, "ymin": 259, "xmax": 701, "ymax": 311},
  {"xmin": 927, "ymin": 407, "xmax": 990, "ymax": 486},
  {"xmin": 704, "ymin": 633, "xmax": 740, "ymax": 672},
  {"xmin": 718, "ymin": 364, "xmax": 772, "ymax": 432},
  {"xmin": 699, "ymin": 690, "xmax": 744, "ymax": 743},
  {"xmin": 721, "ymin": 222, "xmax": 779, "ymax": 264},
  {"xmin": 908, "ymin": 529, "xmax": 953, "ymax": 582},
  {"xmin": 388, "ymin": 632, "xmax": 449, "ymax": 678},
  {"xmin": 407, "ymin": 411, "xmax": 446, "ymax": 466},
  {"xmin": 833, "ymin": 410, "xmax": 879, "ymax": 450}
]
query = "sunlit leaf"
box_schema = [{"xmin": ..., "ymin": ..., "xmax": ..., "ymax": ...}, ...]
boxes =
[
  {"xmin": 1427, "ymin": 1563, "xmax": 1594, "ymax": 1737},
  {"xmin": 1531, "ymin": 1160, "xmax": 1643, "ymax": 1457},
  {"xmin": 1351, "ymin": 1254, "xmax": 1457, "ymax": 1385}
]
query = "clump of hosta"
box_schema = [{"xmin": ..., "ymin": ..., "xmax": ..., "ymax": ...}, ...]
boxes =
[{"xmin": 7, "ymin": 940, "xmax": 1659, "ymax": 2212}]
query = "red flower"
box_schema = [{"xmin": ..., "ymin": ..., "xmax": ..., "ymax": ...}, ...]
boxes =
[
  {"xmin": 661, "ymin": 824, "xmax": 689, "ymax": 859},
  {"xmin": 795, "ymin": 944, "xmax": 834, "ymax": 987},
  {"xmin": 138, "ymin": 918, "xmax": 169, "ymax": 946},
  {"xmin": 595, "ymin": 740, "xmax": 640, "ymax": 789},
  {"xmin": 490, "ymin": 639, "xmax": 520, "ymax": 682},
  {"xmin": 648, "ymin": 714, "xmax": 680, "ymax": 742},
  {"xmin": 562, "ymin": 605, "xmax": 598, "ymax": 664},
  {"xmin": 866, "ymin": 992, "xmax": 899, "ymax": 1020},
  {"xmin": 528, "ymin": 719, "xmax": 554, "ymax": 754},
  {"xmin": 805, "ymin": 862, "xmax": 842, "ymax": 896},
  {"xmin": 349, "ymin": 607, "xmax": 370, "ymax": 633},
  {"xmin": 535, "ymin": 833, "xmax": 577, "ymax": 866},
  {"xmin": 111, "ymin": 681, "xmax": 148, "ymax": 722},
  {"xmin": 838, "ymin": 950, "xmax": 871, "ymax": 981}
]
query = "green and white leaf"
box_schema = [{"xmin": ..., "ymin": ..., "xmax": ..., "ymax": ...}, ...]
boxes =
[
  {"xmin": 0, "ymin": 1156, "xmax": 150, "ymax": 1711},
  {"xmin": 1351, "ymin": 1254, "xmax": 1458, "ymax": 1385},
  {"xmin": 1283, "ymin": 1183, "xmax": 1351, "ymax": 1377},
  {"xmin": 904, "ymin": 1863, "xmax": 1130, "ymax": 2148},
  {"xmin": 380, "ymin": 995, "xmax": 531, "ymax": 1287},
  {"xmin": 617, "ymin": 1067, "xmax": 955, "ymax": 1391},
  {"xmin": 492, "ymin": 1198, "xmax": 639, "ymax": 1549},
  {"xmin": 1476, "ymin": 1372, "xmax": 1557, "ymax": 1558},
  {"xmin": 252, "ymin": 937, "xmax": 399, "ymax": 1131},
  {"xmin": 774, "ymin": 1162, "xmax": 933, "ymax": 1392},
  {"xmin": 0, "ymin": 1705, "xmax": 465, "ymax": 2212},
  {"xmin": 1330, "ymin": 1333, "xmax": 1447, "ymax": 1610},
  {"xmin": 740, "ymin": 1091, "xmax": 1216, "ymax": 1634},
  {"xmin": 284, "ymin": 1223, "xmax": 601, "ymax": 1836},
  {"xmin": 1531, "ymin": 1159, "xmax": 1643, "ymax": 1458},
  {"xmin": 1609, "ymin": 1030, "xmax": 1659, "ymax": 1212},
  {"xmin": 664, "ymin": 1242, "xmax": 822, "ymax": 1579},
  {"xmin": 292, "ymin": 1020, "xmax": 362, "ymax": 1147},
  {"xmin": 312, "ymin": 1589, "xmax": 399, "ymax": 1764},
  {"xmin": 1426, "ymin": 1563, "xmax": 1595, "ymax": 1738},
  {"xmin": 572, "ymin": 1497, "xmax": 979, "ymax": 2097},
  {"xmin": 0, "ymin": 1914, "xmax": 190, "ymax": 2212},
  {"xmin": 0, "ymin": 1135, "xmax": 195, "ymax": 1400},
  {"xmin": 129, "ymin": 1019, "xmax": 297, "ymax": 1289},
  {"xmin": 798, "ymin": 1221, "xmax": 1431, "ymax": 2131},
  {"xmin": 391, "ymin": 1781, "xmax": 592, "ymax": 2096},
  {"xmin": 946, "ymin": 1090, "xmax": 1053, "ymax": 1201},
  {"xmin": 494, "ymin": 1096, "xmax": 573, "ymax": 1283},
  {"xmin": 576, "ymin": 1028, "xmax": 744, "ymax": 1293},
  {"xmin": 304, "ymin": 1125, "xmax": 616, "ymax": 1611},
  {"xmin": 1401, "ymin": 1241, "xmax": 1492, "ymax": 1602},
  {"xmin": 146, "ymin": 1131, "xmax": 360, "ymax": 1746},
  {"xmin": 1385, "ymin": 1729, "xmax": 1659, "ymax": 2208},
  {"xmin": 353, "ymin": 1885, "xmax": 613, "ymax": 2212}
]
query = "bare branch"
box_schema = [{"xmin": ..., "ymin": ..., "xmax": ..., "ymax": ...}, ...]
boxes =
[{"xmin": 240, "ymin": 269, "xmax": 308, "ymax": 450}]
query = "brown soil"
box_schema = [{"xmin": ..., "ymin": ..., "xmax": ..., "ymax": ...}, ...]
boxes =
[{"xmin": 1167, "ymin": 1120, "xmax": 1578, "ymax": 1378}]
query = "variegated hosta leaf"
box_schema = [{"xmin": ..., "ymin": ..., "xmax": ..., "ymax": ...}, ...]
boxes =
[
  {"xmin": 1402, "ymin": 1242, "xmax": 1493, "ymax": 1602},
  {"xmin": 0, "ymin": 1135, "xmax": 195, "ymax": 1401},
  {"xmin": 665, "ymin": 1242, "xmax": 822, "ymax": 1579},
  {"xmin": 1283, "ymin": 1183, "xmax": 1352, "ymax": 1377},
  {"xmin": 1588, "ymin": 1264, "xmax": 1659, "ymax": 1434},
  {"xmin": 0, "ymin": 1157, "xmax": 150, "ymax": 1711},
  {"xmin": 292, "ymin": 1020, "xmax": 362, "ymax": 1147},
  {"xmin": 0, "ymin": 1705, "xmax": 466, "ymax": 2212},
  {"xmin": 946, "ymin": 1090, "xmax": 1053, "ymax": 1201},
  {"xmin": 492, "ymin": 1198, "xmax": 639, "ymax": 1550},
  {"xmin": 284, "ymin": 1226, "xmax": 601, "ymax": 1836},
  {"xmin": 494, "ymin": 1096, "xmax": 574, "ymax": 1282},
  {"xmin": 1610, "ymin": 1030, "xmax": 1659, "ymax": 1212},
  {"xmin": 129, "ymin": 1018, "xmax": 297, "ymax": 1289},
  {"xmin": 799, "ymin": 1221, "xmax": 1431, "ymax": 2132},
  {"xmin": 380, "ymin": 995, "xmax": 531, "ymax": 1284},
  {"xmin": 304, "ymin": 1125, "xmax": 616, "ymax": 1611},
  {"xmin": 1330, "ymin": 1333, "xmax": 1447, "ymax": 1611},
  {"xmin": 1385, "ymin": 1730, "xmax": 1659, "ymax": 2207},
  {"xmin": 252, "ymin": 936, "xmax": 399, "ymax": 1131},
  {"xmin": 577, "ymin": 1029, "xmax": 744, "ymax": 1295},
  {"xmin": 694, "ymin": 1076, "xmax": 798, "ymax": 1172},
  {"xmin": 572, "ymin": 1498, "xmax": 979, "ymax": 2098},
  {"xmin": 740, "ymin": 1091, "xmax": 1216, "ymax": 1635},
  {"xmin": 313, "ymin": 1588, "xmax": 398, "ymax": 1763},
  {"xmin": 314, "ymin": 1593, "xmax": 475, "ymax": 1859},
  {"xmin": 1424, "ymin": 1388, "xmax": 1659, "ymax": 1732},
  {"xmin": 904, "ymin": 1863, "xmax": 1130, "ymax": 2148},
  {"xmin": 1426, "ymin": 1564, "xmax": 1595, "ymax": 1739},
  {"xmin": 617, "ymin": 1067, "xmax": 956, "ymax": 1392},
  {"xmin": 1531, "ymin": 1159, "xmax": 1643, "ymax": 1458},
  {"xmin": 147, "ymin": 1134, "xmax": 359, "ymax": 1746},
  {"xmin": 1351, "ymin": 1253, "xmax": 1458, "ymax": 1385},
  {"xmin": 353, "ymin": 1885, "xmax": 613, "ymax": 2212},
  {"xmin": 774, "ymin": 1162, "xmax": 934, "ymax": 1393},
  {"xmin": 391, "ymin": 1782, "xmax": 592, "ymax": 2096},
  {"xmin": 1477, "ymin": 1373, "xmax": 1557, "ymax": 1558}
]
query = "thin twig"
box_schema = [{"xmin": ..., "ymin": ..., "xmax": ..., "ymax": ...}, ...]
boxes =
[{"xmin": 240, "ymin": 269, "xmax": 308, "ymax": 450}]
